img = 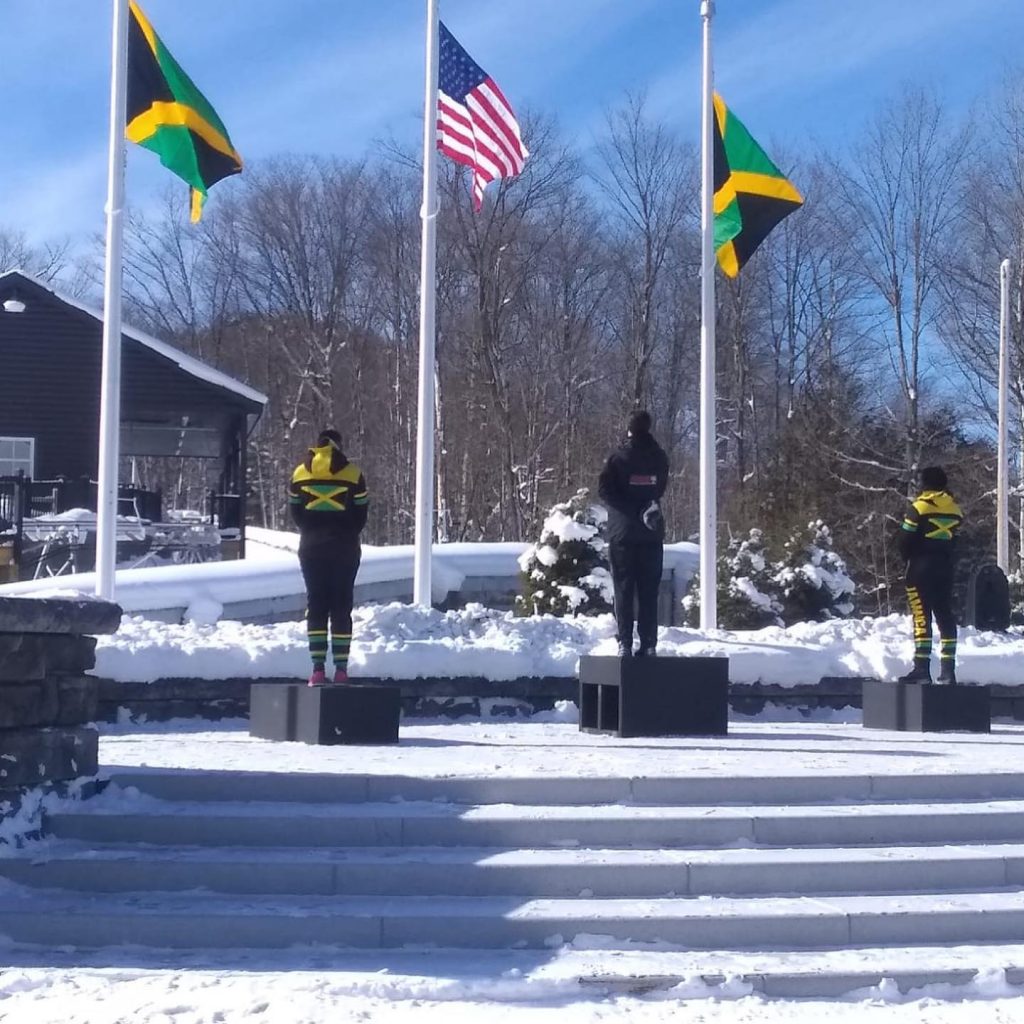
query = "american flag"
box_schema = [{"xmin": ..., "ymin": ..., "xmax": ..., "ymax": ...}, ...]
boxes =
[{"xmin": 437, "ymin": 21, "xmax": 529, "ymax": 211}]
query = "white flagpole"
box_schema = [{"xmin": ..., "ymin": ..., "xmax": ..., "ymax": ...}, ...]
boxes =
[
  {"xmin": 95, "ymin": 0, "xmax": 130, "ymax": 601},
  {"xmin": 998, "ymin": 257, "xmax": 1011, "ymax": 572},
  {"xmin": 413, "ymin": 0, "xmax": 440, "ymax": 607},
  {"xmin": 698, "ymin": 0, "xmax": 718, "ymax": 629}
]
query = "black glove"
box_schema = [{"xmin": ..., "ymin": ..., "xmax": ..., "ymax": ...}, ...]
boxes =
[{"xmin": 642, "ymin": 501, "xmax": 663, "ymax": 532}]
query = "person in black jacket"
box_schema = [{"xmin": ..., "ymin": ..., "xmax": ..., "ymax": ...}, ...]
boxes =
[
  {"xmin": 289, "ymin": 429, "xmax": 369, "ymax": 685},
  {"xmin": 598, "ymin": 410, "xmax": 669, "ymax": 657},
  {"xmin": 896, "ymin": 465, "xmax": 963, "ymax": 685}
]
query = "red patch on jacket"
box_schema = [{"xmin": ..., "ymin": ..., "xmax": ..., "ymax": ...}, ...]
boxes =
[{"xmin": 629, "ymin": 475, "xmax": 657, "ymax": 486}]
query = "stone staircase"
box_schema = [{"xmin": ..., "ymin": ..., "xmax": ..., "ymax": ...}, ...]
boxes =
[{"xmin": 3, "ymin": 768, "xmax": 1024, "ymax": 993}]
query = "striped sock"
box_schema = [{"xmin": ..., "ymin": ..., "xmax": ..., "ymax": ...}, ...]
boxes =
[
  {"xmin": 308, "ymin": 629, "xmax": 328, "ymax": 668},
  {"xmin": 940, "ymin": 637, "xmax": 957, "ymax": 662},
  {"xmin": 331, "ymin": 632, "xmax": 352, "ymax": 670}
]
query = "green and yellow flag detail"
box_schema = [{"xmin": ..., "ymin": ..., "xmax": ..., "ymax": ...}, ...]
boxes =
[
  {"xmin": 126, "ymin": 1, "xmax": 242, "ymax": 222},
  {"xmin": 713, "ymin": 93, "xmax": 802, "ymax": 278}
]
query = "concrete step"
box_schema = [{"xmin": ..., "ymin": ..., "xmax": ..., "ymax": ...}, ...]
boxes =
[
  {"xmin": 105, "ymin": 768, "xmax": 1024, "ymax": 807},
  {"xmin": 2, "ymin": 886, "xmax": 1024, "ymax": 950},
  {"xmin": 3, "ymin": 842, "xmax": 1024, "ymax": 897},
  {"xmin": 45, "ymin": 797, "xmax": 1024, "ymax": 849}
]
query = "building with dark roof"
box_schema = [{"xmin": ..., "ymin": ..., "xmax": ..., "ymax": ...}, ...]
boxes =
[{"xmin": 0, "ymin": 270, "xmax": 267, "ymax": 577}]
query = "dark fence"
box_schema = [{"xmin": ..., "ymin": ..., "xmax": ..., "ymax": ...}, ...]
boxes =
[
  {"xmin": 0, "ymin": 474, "xmax": 29, "ymax": 576},
  {"xmin": 0, "ymin": 475, "xmax": 165, "ymax": 581}
]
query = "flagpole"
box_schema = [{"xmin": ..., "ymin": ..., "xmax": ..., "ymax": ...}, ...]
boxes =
[
  {"xmin": 95, "ymin": 0, "xmax": 130, "ymax": 601},
  {"xmin": 998, "ymin": 257, "xmax": 1011, "ymax": 572},
  {"xmin": 698, "ymin": 0, "xmax": 718, "ymax": 629},
  {"xmin": 413, "ymin": 0, "xmax": 440, "ymax": 607}
]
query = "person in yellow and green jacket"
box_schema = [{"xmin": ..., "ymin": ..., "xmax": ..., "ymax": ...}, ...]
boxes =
[
  {"xmin": 289, "ymin": 429, "xmax": 369, "ymax": 686},
  {"xmin": 896, "ymin": 466, "xmax": 963, "ymax": 685}
]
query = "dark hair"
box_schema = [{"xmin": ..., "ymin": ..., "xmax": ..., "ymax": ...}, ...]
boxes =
[
  {"xmin": 920, "ymin": 465, "xmax": 948, "ymax": 491},
  {"xmin": 628, "ymin": 409, "xmax": 652, "ymax": 436},
  {"xmin": 306, "ymin": 428, "xmax": 345, "ymax": 474}
]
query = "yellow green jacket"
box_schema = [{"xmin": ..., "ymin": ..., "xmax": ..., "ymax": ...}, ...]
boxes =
[
  {"xmin": 288, "ymin": 443, "xmax": 368, "ymax": 548},
  {"xmin": 898, "ymin": 489, "xmax": 962, "ymax": 561}
]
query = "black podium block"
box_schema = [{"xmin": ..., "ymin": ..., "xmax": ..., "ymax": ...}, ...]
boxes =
[
  {"xmin": 578, "ymin": 655, "xmax": 728, "ymax": 738},
  {"xmin": 296, "ymin": 684, "xmax": 400, "ymax": 745},
  {"xmin": 862, "ymin": 679, "xmax": 990, "ymax": 733},
  {"xmin": 249, "ymin": 683, "xmax": 299, "ymax": 741},
  {"xmin": 249, "ymin": 683, "xmax": 401, "ymax": 744}
]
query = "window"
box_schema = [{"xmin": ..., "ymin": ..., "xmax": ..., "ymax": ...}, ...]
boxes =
[{"xmin": 0, "ymin": 437, "xmax": 34, "ymax": 478}]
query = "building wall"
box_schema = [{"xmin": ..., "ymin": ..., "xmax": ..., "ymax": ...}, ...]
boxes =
[
  {"xmin": 0, "ymin": 276, "xmax": 257, "ymax": 482},
  {"xmin": 0, "ymin": 291, "xmax": 102, "ymax": 480}
]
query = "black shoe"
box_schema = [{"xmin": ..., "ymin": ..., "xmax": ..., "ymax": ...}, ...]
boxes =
[
  {"xmin": 616, "ymin": 641, "xmax": 633, "ymax": 658},
  {"xmin": 635, "ymin": 646, "xmax": 657, "ymax": 658},
  {"xmin": 936, "ymin": 663, "xmax": 957, "ymax": 686},
  {"xmin": 897, "ymin": 662, "xmax": 931, "ymax": 684}
]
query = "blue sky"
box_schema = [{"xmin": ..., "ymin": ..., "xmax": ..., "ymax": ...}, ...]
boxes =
[{"xmin": 1, "ymin": 0, "xmax": 1019, "ymax": 248}]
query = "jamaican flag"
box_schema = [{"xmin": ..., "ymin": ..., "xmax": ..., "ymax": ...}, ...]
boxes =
[
  {"xmin": 713, "ymin": 93, "xmax": 802, "ymax": 278},
  {"xmin": 126, "ymin": 1, "xmax": 242, "ymax": 222}
]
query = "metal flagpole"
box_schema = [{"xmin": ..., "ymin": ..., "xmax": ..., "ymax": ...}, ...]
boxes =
[
  {"xmin": 998, "ymin": 257, "xmax": 1011, "ymax": 572},
  {"xmin": 413, "ymin": 0, "xmax": 440, "ymax": 607},
  {"xmin": 95, "ymin": 0, "xmax": 130, "ymax": 601},
  {"xmin": 698, "ymin": 0, "xmax": 718, "ymax": 629}
]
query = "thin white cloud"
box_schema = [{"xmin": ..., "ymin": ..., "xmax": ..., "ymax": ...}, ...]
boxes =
[
  {"xmin": 224, "ymin": 0, "xmax": 662, "ymax": 157},
  {"xmin": 645, "ymin": 0, "xmax": 1016, "ymax": 125}
]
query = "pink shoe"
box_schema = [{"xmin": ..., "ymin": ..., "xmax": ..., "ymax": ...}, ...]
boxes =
[
  {"xmin": 307, "ymin": 668, "xmax": 327, "ymax": 687},
  {"xmin": 333, "ymin": 668, "xmax": 349, "ymax": 684}
]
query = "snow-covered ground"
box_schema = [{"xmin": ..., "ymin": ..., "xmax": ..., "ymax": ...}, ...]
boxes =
[
  {"xmin": 93, "ymin": 601, "xmax": 1024, "ymax": 686},
  {"xmin": 86, "ymin": 717, "xmax": 1024, "ymax": 780},
  {"xmin": 7, "ymin": 720, "xmax": 1024, "ymax": 1021},
  {"xmin": 3, "ymin": 958, "xmax": 1024, "ymax": 1024},
  {"xmin": 1, "ymin": 533, "xmax": 1012, "ymax": 686},
  {"xmin": 6, "ymin": 538, "xmax": 1024, "ymax": 1019}
]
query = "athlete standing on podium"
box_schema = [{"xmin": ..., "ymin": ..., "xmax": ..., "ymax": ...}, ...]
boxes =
[
  {"xmin": 289, "ymin": 429, "xmax": 369, "ymax": 686},
  {"xmin": 599, "ymin": 410, "xmax": 670, "ymax": 658}
]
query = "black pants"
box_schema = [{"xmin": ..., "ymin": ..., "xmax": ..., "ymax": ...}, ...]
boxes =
[
  {"xmin": 299, "ymin": 544, "xmax": 361, "ymax": 638},
  {"xmin": 906, "ymin": 560, "xmax": 957, "ymax": 663},
  {"xmin": 609, "ymin": 541, "xmax": 663, "ymax": 648}
]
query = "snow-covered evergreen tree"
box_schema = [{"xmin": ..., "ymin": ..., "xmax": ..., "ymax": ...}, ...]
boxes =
[
  {"xmin": 517, "ymin": 489, "xmax": 613, "ymax": 617},
  {"xmin": 773, "ymin": 520, "xmax": 856, "ymax": 625},
  {"xmin": 683, "ymin": 528, "xmax": 784, "ymax": 629}
]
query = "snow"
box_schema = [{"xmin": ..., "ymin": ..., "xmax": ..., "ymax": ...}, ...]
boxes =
[
  {"xmin": 6, "ymin": 722, "xmax": 1024, "ymax": 1019},
  {"xmin": 0, "ymin": 541, "xmax": 534, "ymax": 612},
  {"xmin": 87, "ymin": 719, "xmax": 1024, "ymax": 781},
  {"xmin": 0, "ymin": 530, "xmax": 1013, "ymax": 688},
  {"xmin": 731, "ymin": 576, "xmax": 776, "ymax": 610},
  {"xmin": 0, "ymin": 535, "xmax": 697, "ymax": 622},
  {"xmin": 90, "ymin": 602, "xmax": 1024, "ymax": 687},
  {"xmin": 4, "ymin": 959, "xmax": 1024, "ymax": 1024},
  {"xmin": 11, "ymin": 520, "xmax": 1024, "ymax": 1024}
]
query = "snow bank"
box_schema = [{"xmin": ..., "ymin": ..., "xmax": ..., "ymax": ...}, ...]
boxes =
[
  {"xmin": 0, "ymin": 537, "xmax": 697, "ymax": 622},
  {"xmin": 92, "ymin": 603, "xmax": 1024, "ymax": 687}
]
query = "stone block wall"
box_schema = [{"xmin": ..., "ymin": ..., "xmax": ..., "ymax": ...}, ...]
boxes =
[{"xmin": 0, "ymin": 597, "xmax": 121, "ymax": 809}]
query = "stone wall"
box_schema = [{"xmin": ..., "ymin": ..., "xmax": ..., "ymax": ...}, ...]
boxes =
[
  {"xmin": 93, "ymin": 673, "xmax": 1024, "ymax": 724},
  {"xmin": 0, "ymin": 597, "xmax": 121, "ymax": 820}
]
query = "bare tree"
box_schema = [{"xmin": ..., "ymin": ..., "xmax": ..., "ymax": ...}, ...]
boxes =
[
  {"xmin": 593, "ymin": 94, "xmax": 694, "ymax": 407},
  {"xmin": 835, "ymin": 88, "xmax": 972, "ymax": 494}
]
